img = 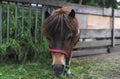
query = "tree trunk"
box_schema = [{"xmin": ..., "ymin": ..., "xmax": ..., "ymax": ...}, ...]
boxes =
[{"xmin": 79, "ymin": 0, "xmax": 83, "ymax": 5}]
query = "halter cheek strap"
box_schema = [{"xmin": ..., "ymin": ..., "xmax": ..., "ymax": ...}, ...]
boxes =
[{"xmin": 50, "ymin": 49, "xmax": 68, "ymax": 56}]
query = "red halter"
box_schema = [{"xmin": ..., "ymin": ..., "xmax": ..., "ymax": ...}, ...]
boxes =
[{"xmin": 50, "ymin": 49, "xmax": 68, "ymax": 56}]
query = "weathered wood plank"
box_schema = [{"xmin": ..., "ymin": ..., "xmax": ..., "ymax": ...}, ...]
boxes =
[
  {"xmin": 87, "ymin": 15, "xmax": 111, "ymax": 29},
  {"xmin": 75, "ymin": 6, "xmax": 112, "ymax": 16},
  {"xmin": 108, "ymin": 45, "xmax": 120, "ymax": 53},
  {"xmin": 74, "ymin": 39, "xmax": 120, "ymax": 49},
  {"xmin": 76, "ymin": 14, "xmax": 87, "ymax": 29},
  {"xmin": 80, "ymin": 29, "xmax": 120, "ymax": 39},
  {"xmin": 72, "ymin": 48, "xmax": 108, "ymax": 57}
]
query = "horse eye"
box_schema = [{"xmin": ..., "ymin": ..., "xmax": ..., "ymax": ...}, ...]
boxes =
[
  {"xmin": 68, "ymin": 36, "xmax": 73, "ymax": 40},
  {"xmin": 46, "ymin": 36, "xmax": 52, "ymax": 41},
  {"xmin": 47, "ymin": 37, "xmax": 50, "ymax": 41},
  {"xmin": 67, "ymin": 34, "xmax": 73, "ymax": 40}
]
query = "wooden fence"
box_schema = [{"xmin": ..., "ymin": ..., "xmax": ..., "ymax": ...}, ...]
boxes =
[{"xmin": 0, "ymin": 0, "xmax": 120, "ymax": 57}]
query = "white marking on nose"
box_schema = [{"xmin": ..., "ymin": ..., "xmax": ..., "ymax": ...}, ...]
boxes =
[{"xmin": 52, "ymin": 53, "xmax": 66, "ymax": 66}]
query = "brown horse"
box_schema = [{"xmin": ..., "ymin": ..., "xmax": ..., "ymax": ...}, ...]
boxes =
[{"xmin": 42, "ymin": 7, "xmax": 80, "ymax": 76}]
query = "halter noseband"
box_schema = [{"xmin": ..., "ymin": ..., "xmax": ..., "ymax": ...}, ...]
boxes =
[{"xmin": 50, "ymin": 49, "xmax": 68, "ymax": 56}]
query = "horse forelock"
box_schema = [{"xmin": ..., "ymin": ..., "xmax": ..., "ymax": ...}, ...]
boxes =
[{"xmin": 51, "ymin": 7, "xmax": 70, "ymax": 15}]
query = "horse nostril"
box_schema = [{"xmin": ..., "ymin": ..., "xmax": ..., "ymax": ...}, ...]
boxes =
[
  {"xmin": 51, "ymin": 65, "xmax": 53, "ymax": 69},
  {"xmin": 51, "ymin": 64, "xmax": 65, "ymax": 76}
]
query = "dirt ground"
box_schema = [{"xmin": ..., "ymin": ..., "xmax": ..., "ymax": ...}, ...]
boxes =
[{"xmin": 72, "ymin": 52, "xmax": 120, "ymax": 79}]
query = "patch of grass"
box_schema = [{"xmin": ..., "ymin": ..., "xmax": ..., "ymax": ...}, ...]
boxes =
[
  {"xmin": 0, "ymin": 57, "xmax": 117, "ymax": 79},
  {"xmin": 0, "ymin": 61, "xmax": 68, "ymax": 79},
  {"xmin": 0, "ymin": 62, "xmax": 50, "ymax": 79}
]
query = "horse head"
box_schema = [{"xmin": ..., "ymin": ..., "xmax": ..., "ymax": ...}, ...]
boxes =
[{"xmin": 42, "ymin": 7, "xmax": 80, "ymax": 76}]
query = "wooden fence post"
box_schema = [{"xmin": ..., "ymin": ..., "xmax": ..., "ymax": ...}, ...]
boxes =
[
  {"xmin": 41, "ymin": 5, "xmax": 45, "ymax": 24},
  {"xmin": 6, "ymin": 2, "xmax": 10, "ymax": 42},
  {"xmin": 14, "ymin": 2, "xmax": 18, "ymax": 37},
  {"xmin": 34, "ymin": 4, "xmax": 38, "ymax": 40},
  {"xmin": 0, "ymin": 1, "xmax": 2, "ymax": 43},
  {"xmin": 111, "ymin": 8, "xmax": 115, "ymax": 47},
  {"xmin": 21, "ymin": 3, "xmax": 25, "ymax": 34}
]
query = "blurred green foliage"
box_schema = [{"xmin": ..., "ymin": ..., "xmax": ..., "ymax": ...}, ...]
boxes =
[
  {"xmin": 62, "ymin": 0, "xmax": 119, "ymax": 9},
  {"xmin": 0, "ymin": 3, "xmax": 49, "ymax": 63}
]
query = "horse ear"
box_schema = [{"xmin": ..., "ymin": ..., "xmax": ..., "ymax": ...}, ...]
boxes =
[
  {"xmin": 45, "ymin": 11, "xmax": 50, "ymax": 19},
  {"xmin": 68, "ymin": 9, "xmax": 75, "ymax": 19}
]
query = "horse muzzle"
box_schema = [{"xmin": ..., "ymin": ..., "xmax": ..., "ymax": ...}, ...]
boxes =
[{"xmin": 52, "ymin": 64, "xmax": 65, "ymax": 76}]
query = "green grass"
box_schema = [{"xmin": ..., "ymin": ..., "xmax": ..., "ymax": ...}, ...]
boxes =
[
  {"xmin": 0, "ymin": 57, "xmax": 115, "ymax": 79},
  {"xmin": 0, "ymin": 62, "xmax": 52, "ymax": 79}
]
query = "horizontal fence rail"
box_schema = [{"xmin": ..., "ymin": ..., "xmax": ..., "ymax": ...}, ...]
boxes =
[
  {"xmin": 79, "ymin": 29, "xmax": 120, "ymax": 39},
  {"xmin": 72, "ymin": 29, "xmax": 120, "ymax": 57}
]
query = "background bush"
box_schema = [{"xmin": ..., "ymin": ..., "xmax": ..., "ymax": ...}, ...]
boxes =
[{"xmin": 0, "ymin": 3, "xmax": 49, "ymax": 63}]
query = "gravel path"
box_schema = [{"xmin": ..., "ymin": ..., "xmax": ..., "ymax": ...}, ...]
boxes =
[{"xmin": 71, "ymin": 52, "xmax": 120, "ymax": 79}]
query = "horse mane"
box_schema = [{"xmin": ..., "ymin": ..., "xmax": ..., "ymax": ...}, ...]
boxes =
[{"xmin": 42, "ymin": 7, "xmax": 79, "ymax": 38}]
